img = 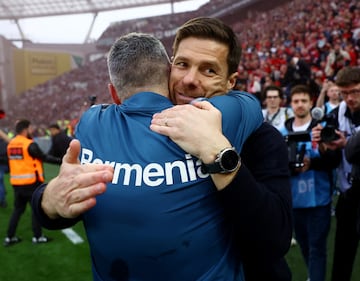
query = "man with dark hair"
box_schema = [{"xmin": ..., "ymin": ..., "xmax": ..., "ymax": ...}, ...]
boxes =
[
  {"xmin": 48, "ymin": 123, "xmax": 72, "ymax": 159},
  {"xmin": 282, "ymin": 84, "xmax": 341, "ymax": 281},
  {"xmin": 262, "ymin": 85, "xmax": 293, "ymax": 131},
  {"xmin": 313, "ymin": 66, "xmax": 360, "ymax": 281},
  {"xmin": 4, "ymin": 119, "xmax": 61, "ymax": 246},
  {"xmin": 152, "ymin": 17, "xmax": 292, "ymax": 281}
]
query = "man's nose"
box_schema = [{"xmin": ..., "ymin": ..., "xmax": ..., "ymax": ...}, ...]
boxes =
[{"xmin": 182, "ymin": 68, "xmax": 200, "ymax": 86}]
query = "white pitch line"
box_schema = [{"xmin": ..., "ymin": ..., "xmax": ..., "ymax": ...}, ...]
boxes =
[{"xmin": 61, "ymin": 228, "xmax": 84, "ymax": 244}]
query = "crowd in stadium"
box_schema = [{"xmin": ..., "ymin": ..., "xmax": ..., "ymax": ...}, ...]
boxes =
[{"xmin": 2, "ymin": 0, "xmax": 359, "ymax": 134}]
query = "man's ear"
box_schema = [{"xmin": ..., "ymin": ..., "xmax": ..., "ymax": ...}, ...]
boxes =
[
  {"xmin": 108, "ymin": 83, "xmax": 121, "ymax": 105},
  {"xmin": 227, "ymin": 72, "xmax": 238, "ymax": 90}
]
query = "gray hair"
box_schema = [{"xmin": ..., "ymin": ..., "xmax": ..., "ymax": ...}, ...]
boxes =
[{"xmin": 107, "ymin": 33, "xmax": 170, "ymax": 100}]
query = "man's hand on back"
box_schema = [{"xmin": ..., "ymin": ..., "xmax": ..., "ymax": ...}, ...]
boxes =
[{"xmin": 41, "ymin": 139, "xmax": 114, "ymax": 219}]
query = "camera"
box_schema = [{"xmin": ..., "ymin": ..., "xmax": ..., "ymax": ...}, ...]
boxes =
[
  {"xmin": 311, "ymin": 107, "xmax": 339, "ymax": 143},
  {"xmin": 284, "ymin": 131, "xmax": 311, "ymax": 169}
]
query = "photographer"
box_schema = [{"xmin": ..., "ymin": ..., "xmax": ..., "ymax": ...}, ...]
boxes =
[
  {"xmin": 312, "ymin": 66, "xmax": 360, "ymax": 281},
  {"xmin": 282, "ymin": 85, "xmax": 341, "ymax": 281},
  {"xmin": 345, "ymin": 131, "xmax": 360, "ymax": 236}
]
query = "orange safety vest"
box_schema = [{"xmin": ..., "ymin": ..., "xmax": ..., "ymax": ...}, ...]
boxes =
[{"xmin": 7, "ymin": 135, "xmax": 44, "ymax": 185}]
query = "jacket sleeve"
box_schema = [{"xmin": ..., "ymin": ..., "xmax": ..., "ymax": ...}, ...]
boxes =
[
  {"xmin": 31, "ymin": 183, "xmax": 81, "ymax": 229},
  {"xmin": 310, "ymin": 147, "xmax": 342, "ymax": 170},
  {"xmin": 28, "ymin": 142, "xmax": 62, "ymax": 164},
  {"xmin": 345, "ymin": 131, "xmax": 360, "ymax": 164},
  {"xmin": 218, "ymin": 122, "xmax": 292, "ymax": 262}
]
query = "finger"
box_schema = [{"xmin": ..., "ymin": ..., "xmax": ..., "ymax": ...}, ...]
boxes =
[
  {"xmin": 68, "ymin": 181, "xmax": 107, "ymax": 204},
  {"xmin": 63, "ymin": 139, "xmax": 81, "ymax": 164},
  {"xmin": 65, "ymin": 196, "xmax": 99, "ymax": 218},
  {"xmin": 190, "ymin": 100, "xmax": 214, "ymax": 110},
  {"xmin": 150, "ymin": 124, "xmax": 172, "ymax": 136},
  {"xmin": 155, "ymin": 104, "xmax": 193, "ymax": 116},
  {"xmin": 73, "ymin": 168, "xmax": 114, "ymax": 189}
]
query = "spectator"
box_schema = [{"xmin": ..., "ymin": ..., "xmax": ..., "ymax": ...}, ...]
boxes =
[
  {"xmin": 283, "ymin": 56, "xmax": 312, "ymax": 95},
  {"xmin": 48, "ymin": 123, "xmax": 73, "ymax": 159},
  {"xmin": 316, "ymin": 80, "xmax": 341, "ymax": 114},
  {"xmin": 262, "ymin": 85, "xmax": 294, "ymax": 132},
  {"xmin": 324, "ymin": 41, "xmax": 350, "ymax": 80}
]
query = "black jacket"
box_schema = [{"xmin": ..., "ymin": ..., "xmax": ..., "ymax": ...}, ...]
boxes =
[
  {"xmin": 219, "ymin": 122, "xmax": 293, "ymax": 281},
  {"xmin": 48, "ymin": 131, "xmax": 73, "ymax": 159},
  {"xmin": 345, "ymin": 131, "xmax": 360, "ymax": 182}
]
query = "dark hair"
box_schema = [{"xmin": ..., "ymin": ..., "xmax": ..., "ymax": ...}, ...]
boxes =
[
  {"xmin": 290, "ymin": 84, "xmax": 313, "ymax": 101},
  {"xmin": 335, "ymin": 66, "xmax": 360, "ymax": 87},
  {"xmin": 15, "ymin": 119, "xmax": 30, "ymax": 134},
  {"xmin": 262, "ymin": 85, "xmax": 284, "ymax": 100},
  {"xmin": 173, "ymin": 17, "xmax": 241, "ymax": 76},
  {"xmin": 49, "ymin": 123, "xmax": 60, "ymax": 130}
]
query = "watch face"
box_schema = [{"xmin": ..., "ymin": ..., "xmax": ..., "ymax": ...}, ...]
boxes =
[{"xmin": 220, "ymin": 149, "xmax": 239, "ymax": 171}]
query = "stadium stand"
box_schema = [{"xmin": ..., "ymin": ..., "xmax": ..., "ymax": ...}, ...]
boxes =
[{"xmin": 2, "ymin": 0, "xmax": 359, "ymax": 134}]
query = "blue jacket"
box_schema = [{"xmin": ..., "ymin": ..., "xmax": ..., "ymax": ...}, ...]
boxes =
[{"xmin": 74, "ymin": 91, "xmax": 262, "ymax": 281}]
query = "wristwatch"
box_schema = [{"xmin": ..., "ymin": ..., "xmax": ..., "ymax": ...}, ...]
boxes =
[{"xmin": 201, "ymin": 147, "xmax": 241, "ymax": 174}]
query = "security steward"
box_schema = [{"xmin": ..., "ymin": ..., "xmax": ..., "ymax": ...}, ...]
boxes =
[{"xmin": 4, "ymin": 119, "xmax": 61, "ymax": 246}]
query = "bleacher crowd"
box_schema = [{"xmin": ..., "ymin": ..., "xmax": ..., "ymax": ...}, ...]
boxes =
[{"xmin": 1, "ymin": 0, "xmax": 358, "ymax": 135}]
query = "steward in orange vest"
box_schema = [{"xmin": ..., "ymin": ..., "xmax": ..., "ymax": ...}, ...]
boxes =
[
  {"xmin": 8, "ymin": 135, "xmax": 45, "ymax": 185},
  {"xmin": 7, "ymin": 123, "xmax": 61, "ymax": 186},
  {"xmin": 4, "ymin": 119, "xmax": 61, "ymax": 246}
]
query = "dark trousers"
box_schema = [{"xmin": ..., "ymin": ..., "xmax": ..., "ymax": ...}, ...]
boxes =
[
  {"xmin": 293, "ymin": 204, "xmax": 331, "ymax": 281},
  {"xmin": 6, "ymin": 183, "xmax": 42, "ymax": 238},
  {"xmin": 331, "ymin": 188, "xmax": 360, "ymax": 281}
]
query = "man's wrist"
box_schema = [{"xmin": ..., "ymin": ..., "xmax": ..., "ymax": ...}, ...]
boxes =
[
  {"xmin": 41, "ymin": 178, "xmax": 60, "ymax": 220},
  {"xmin": 201, "ymin": 147, "xmax": 240, "ymax": 174},
  {"xmin": 198, "ymin": 135, "xmax": 232, "ymax": 164}
]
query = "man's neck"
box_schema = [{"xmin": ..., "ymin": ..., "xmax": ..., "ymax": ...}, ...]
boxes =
[
  {"xmin": 294, "ymin": 115, "xmax": 312, "ymax": 127},
  {"xmin": 329, "ymin": 99, "xmax": 340, "ymax": 106},
  {"xmin": 133, "ymin": 86, "xmax": 170, "ymax": 99},
  {"xmin": 267, "ymin": 107, "xmax": 280, "ymax": 114}
]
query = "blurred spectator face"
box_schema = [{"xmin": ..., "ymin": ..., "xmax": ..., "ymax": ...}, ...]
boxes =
[
  {"xmin": 49, "ymin": 127, "xmax": 60, "ymax": 137},
  {"xmin": 26, "ymin": 125, "xmax": 35, "ymax": 139},
  {"xmin": 334, "ymin": 43, "xmax": 341, "ymax": 54},
  {"xmin": 327, "ymin": 85, "xmax": 340, "ymax": 100},
  {"xmin": 169, "ymin": 37, "xmax": 237, "ymax": 104},
  {"xmin": 280, "ymin": 64, "xmax": 287, "ymax": 74},
  {"xmin": 265, "ymin": 90, "xmax": 282, "ymax": 110},
  {"xmin": 291, "ymin": 93, "xmax": 313, "ymax": 119},
  {"xmin": 338, "ymin": 84, "xmax": 360, "ymax": 113}
]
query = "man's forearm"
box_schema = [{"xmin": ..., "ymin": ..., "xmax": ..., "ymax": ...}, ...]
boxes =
[
  {"xmin": 218, "ymin": 123, "xmax": 292, "ymax": 260},
  {"xmin": 218, "ymin": 164, "xmax": 292, "ymax": 260}
]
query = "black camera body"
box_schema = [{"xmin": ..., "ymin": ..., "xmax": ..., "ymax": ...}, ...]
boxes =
[
  {"xmin": 320, "ymin": 114, "xmax": 339, "ymax": 143},
  {"xmin": 311, "ymin": 107, "xmax": 339, "ymax": 143},
  {"xmin": 284, "ymin": 131, "xmax": 311, "ymax": 169}
]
